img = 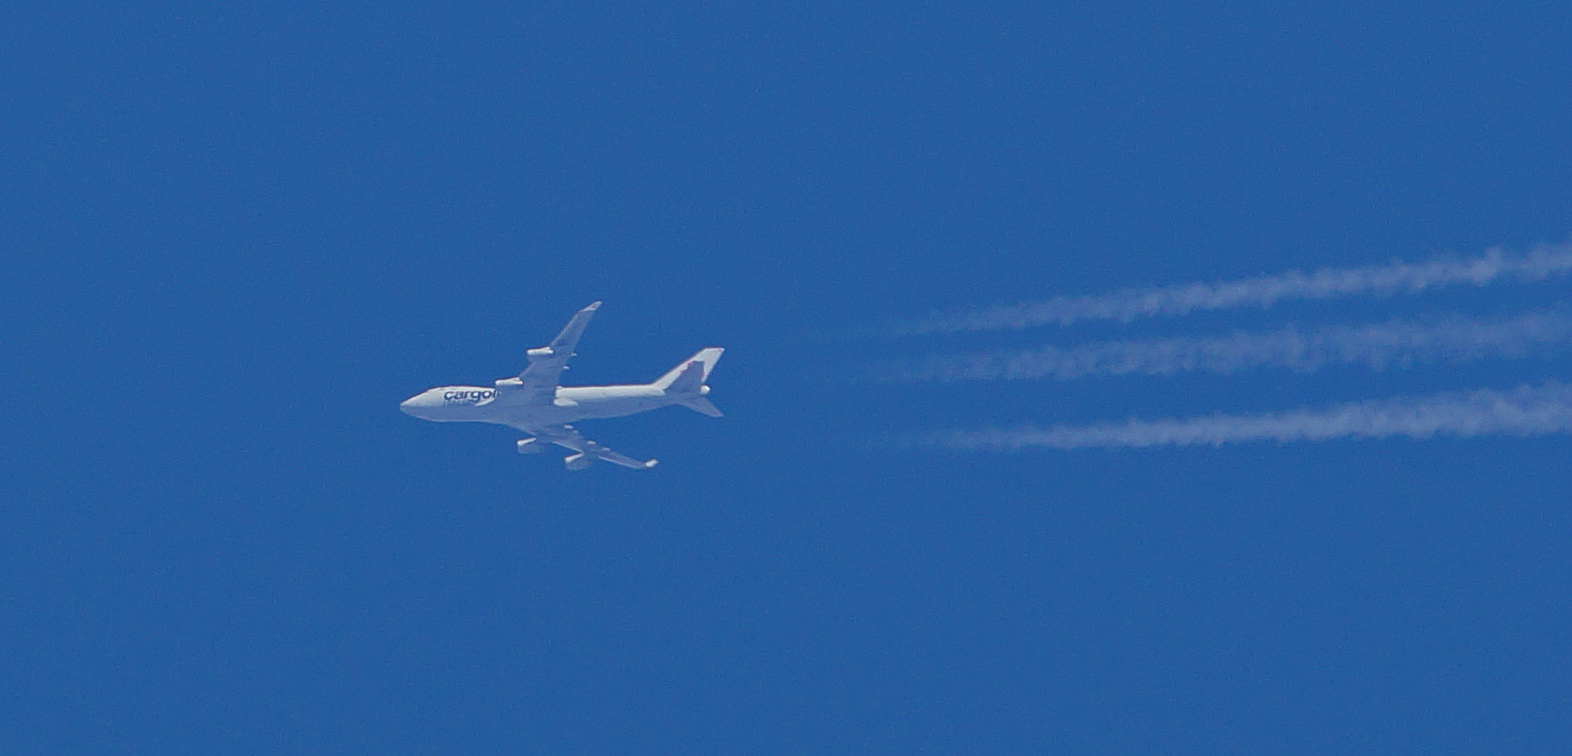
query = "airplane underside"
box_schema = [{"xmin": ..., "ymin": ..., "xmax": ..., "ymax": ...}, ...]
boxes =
[{"xmin": 400, "ymin": 302, "xmax": 723, "ymax": 470}]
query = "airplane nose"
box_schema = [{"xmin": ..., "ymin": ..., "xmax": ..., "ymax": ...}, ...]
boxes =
[{"xmin": 400, "ymin": 396, "xmax": 419, "ymax": 415}]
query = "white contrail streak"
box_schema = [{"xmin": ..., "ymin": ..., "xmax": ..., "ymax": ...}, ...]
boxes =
[
  {"xmin": 916, "ymin": 382, "xmax": 1572, "ymax": 451},
  {"xmin": 895, "ymin": 244, "xmax": 1572, "ymax": 335},
  {"xmin": 886, "ymin": 309, "xmax": 1572, "ymax": 383}
]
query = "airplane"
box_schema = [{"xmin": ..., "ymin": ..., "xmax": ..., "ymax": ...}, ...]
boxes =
[{"xmin": 400, "ymin": 301, "xmax": 723, "ymax": 470}]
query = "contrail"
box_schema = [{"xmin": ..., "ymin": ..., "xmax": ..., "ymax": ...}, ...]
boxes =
[
  {"xmin": 884, "ymin": 308, "xmax": 1572, "ymax": 383},
  {"xmin": 893, "ymin": 243, "xmax": 1572, "ymax": 335},
  {"xmin": 914, "ymin": 382, "xmax": 1572, "ymax": 451}
]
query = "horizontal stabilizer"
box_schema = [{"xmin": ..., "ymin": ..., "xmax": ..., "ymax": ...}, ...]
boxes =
[{"xmin": 681, "ymin": 396, "xmax": 724, "ymax": 417}]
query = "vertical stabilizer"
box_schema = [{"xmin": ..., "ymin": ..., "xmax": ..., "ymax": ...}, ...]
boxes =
[
  {"xmin": 653, "ymin": 347, "xmax": 724, "ymax": 390},
  {"xmin": 653, "ymin": 347, "xmax": 724, "ymax": 417}
]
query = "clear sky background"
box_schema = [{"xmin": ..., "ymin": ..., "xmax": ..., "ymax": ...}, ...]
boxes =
[{"xmin": 4, "ymin": 3, "xmax": 1571, "ymax": 754}]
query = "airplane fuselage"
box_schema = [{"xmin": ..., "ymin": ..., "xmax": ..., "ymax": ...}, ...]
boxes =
[
  {"xmin": 401, "ymin": 383, "xmax": 702, "ymax": 428},
  {"xmin": 401, "ymin": 301, "xmax": 722, "ymax": 470}
]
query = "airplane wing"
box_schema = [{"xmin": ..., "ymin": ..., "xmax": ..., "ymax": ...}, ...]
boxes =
[
  {"xmin": 520, "ymin": 423, "xmax": 658, "ymax": 470},
  {"xmin": 513, "ymin": 301, "xmax": 600, "ymax": 404}
]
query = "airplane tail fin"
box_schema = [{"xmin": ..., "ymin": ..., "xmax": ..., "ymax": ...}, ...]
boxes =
[
  {"xmin": 653, "ymin": 347, "xmax": 724, "ymax": 390},
  {"xmin": 653, "ymin": 347, "xmax": 725, "ymax": 417}
]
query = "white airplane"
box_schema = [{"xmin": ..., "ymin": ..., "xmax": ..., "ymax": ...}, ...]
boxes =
[{"xmin": 400, "ymin": 302, "xmax": 722, "ymax": 470}]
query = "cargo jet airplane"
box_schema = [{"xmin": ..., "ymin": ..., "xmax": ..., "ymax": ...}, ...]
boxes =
[{"xmin": 400, "ymin": 302, "xmax": 722, "ymax": 470}]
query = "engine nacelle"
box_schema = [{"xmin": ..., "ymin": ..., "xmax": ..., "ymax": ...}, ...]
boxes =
[
  {"xmin": 563, "ymin": 453, "xmax": 593, "ymax": 470},
  {"xmin": 517, "ymin": 438, "xmax": 546, "ymax": 454}
]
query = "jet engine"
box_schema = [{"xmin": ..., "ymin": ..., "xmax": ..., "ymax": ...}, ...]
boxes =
[
  {"xmin": 563, "ymin": 453, "xmax": 593, "ymax": 470},
  {"xmin": 516, "ymin": 438, "xmax": 546, "ymax": 454}
]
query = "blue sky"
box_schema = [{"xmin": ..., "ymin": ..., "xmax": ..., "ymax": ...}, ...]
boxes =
[{"xmin": 4, "ymin": 2, "xmax": 1571, "ymax": 753}]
